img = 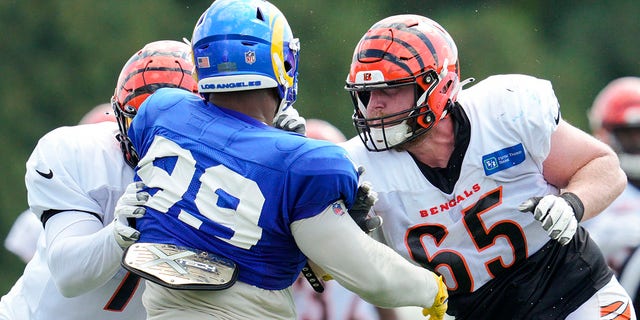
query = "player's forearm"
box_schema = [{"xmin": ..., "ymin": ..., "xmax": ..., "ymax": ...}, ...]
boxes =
[
  {"xmin": 292, "ymin": 203, "xmax": 439, "ymax": 309},
  {"xmin": 564, "ymin": 153, "xmax": 626, "ymax": 221},
  {"xmin": 45, "ymin": 211, "xmax": 123, "ymax": 297}
]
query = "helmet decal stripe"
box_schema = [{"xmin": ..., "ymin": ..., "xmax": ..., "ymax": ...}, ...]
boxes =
[
  {"xmin": 120, "ymin": 67, "xmax": 193, "ymax": 87},
  {"xmin": 358, "ymin": 48, "xmax": 413, "ymax": 76},
  {"xmin": 372, "ymin": 21, "xmax": 441, "ymax": 67},
  {"xmin": 398, "ymin": 29, "xmax": 440, "ymax": 67},
  {"xmin": 121, "ymin": 83, "xmax": 184, "ymax": 106},
  {"xmin": 270, "ymin": 14, "xmax": 292, "ymax": 87},
  {"xmin": 365, "ymin": 33, "xmax": 430, "ymax": 73}
]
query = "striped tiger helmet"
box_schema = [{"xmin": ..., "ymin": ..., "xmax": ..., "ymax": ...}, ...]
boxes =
[
  {"xmin": 111, "ymin": 40, "xmax": 198, "ymax": 166},
  {"xmin": 588, "ymin": 77, "xmax": 640, "ymax": 182},
  {"xmin": 345, "ymin": 15, "xmax": 461, "ymax": 151}
]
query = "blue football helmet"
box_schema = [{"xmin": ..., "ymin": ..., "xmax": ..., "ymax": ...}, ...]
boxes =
[{"xmin": 191, "ymin": 0, "xmax": 300, "ymax": 114}]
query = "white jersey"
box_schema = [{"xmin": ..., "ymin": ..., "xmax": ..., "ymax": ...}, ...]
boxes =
[
  {"xmin": 343, "ymin": 74, "xmax": 557, "ymax": 292},
  {"xmin": 341, "ymin": 74, "xmax": 613, "ymax": 319},
  {"xmin": 0, "ymin": 122, "xmax": 145, "ymax": 320}
]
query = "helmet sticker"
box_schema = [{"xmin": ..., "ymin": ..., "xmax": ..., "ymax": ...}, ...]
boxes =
[
  {"xmin": 245, "ymin": 51, "xmax": 256, "ymax": 65},
  {"xmin": 197, "ymin": 56, "xmax": 210, "ymax": 68}
]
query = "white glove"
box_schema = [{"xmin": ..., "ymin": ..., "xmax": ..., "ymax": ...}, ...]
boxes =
[
  {"xmin": 273, "ymin": 107, "xmax": 306, "ymax": 134},
  {"xmin": 518, "ymin": 193, "xmax": 584, "ymax": 246},
  {"xmin": 112, "ymin": 182, "xmax": 148, "ymax": 249}
]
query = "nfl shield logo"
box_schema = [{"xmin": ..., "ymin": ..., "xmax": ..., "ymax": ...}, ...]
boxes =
[
  {"xmin": 245, "ymin": 51, "xmax": 256, "ymax": 65},
  {"xmin": 331, "ymin": 202, "xmax": 345, "ymax": 216}
]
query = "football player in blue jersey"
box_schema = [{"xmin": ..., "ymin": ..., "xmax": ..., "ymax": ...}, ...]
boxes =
[
  {"xmin": 341, "ymin": 14, "xmax": 636, "ymax": 319},
  {"xmin": 118, "ymin": 1, "xmax": 448, "ymax": 319}
]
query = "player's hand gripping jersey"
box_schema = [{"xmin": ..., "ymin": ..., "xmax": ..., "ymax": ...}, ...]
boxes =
[
  {"xmin": 0, "ymin": 122, "xmax": 145, "ymax": 320},
  {"xmin": 128, "ymin": 88, "xmax": 359, "ymax": 290},
  {"xmin": 342, "ymin": 75, "xmax": 612, "ymax": 319}
]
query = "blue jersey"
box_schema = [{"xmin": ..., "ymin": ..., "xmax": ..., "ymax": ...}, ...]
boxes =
[{"xmin": 128, "ymin": 88, "xmax": 359, "ymax": 290}]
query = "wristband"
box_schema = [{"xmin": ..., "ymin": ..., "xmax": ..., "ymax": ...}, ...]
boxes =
[{"xmin": 560, "ymin": 192, "xmax": 584, "ymax": 222}]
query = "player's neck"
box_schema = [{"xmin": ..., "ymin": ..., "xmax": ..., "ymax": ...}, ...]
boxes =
[
  {"xmin": 406, "ymin": 117, "xmax": 455, "ymax": 168},
  {"xmin": 209, "ymin": 90, "xmax": 278, "ymax": 123}
]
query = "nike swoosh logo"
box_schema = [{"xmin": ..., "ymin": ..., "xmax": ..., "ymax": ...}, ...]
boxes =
[
  {"xmin": 554, "ymin": 108, "xmax": 560, "ymax": 125},
  {"xmin": 36, "ymin": 169, "xmax": 53, "ymax": 179}
]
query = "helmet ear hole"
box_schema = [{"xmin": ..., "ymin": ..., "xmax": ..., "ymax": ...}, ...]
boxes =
[{"xmin": 441, "ymin": 79, "xmax": 453, "ymax": 94}]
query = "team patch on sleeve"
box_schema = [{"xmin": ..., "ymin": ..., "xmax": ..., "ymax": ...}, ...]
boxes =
[{"xmin": 482, "ymin": 143, "xmax": 526, "ymax": 176}]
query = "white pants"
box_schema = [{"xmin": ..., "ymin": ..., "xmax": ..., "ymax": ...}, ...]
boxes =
[
  {"xmin": 142, "ymin": 280, "xmax": 296, "ymax": 320},
  {"xmin": 567, "ymin": 276, "xmax": 636, "ymax": 320},
  {"xmin": 0, "ymin": 278, "xmax": 30, "ymax": 320}
]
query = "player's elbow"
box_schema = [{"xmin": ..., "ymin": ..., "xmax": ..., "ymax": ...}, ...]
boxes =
[
  {"xmin": 50, "ymin": 269, "xmax": 87, "ymax": 297},
  {"xmin": 47, "ymin": 241, "xmax": 114, "ymax": 297}
]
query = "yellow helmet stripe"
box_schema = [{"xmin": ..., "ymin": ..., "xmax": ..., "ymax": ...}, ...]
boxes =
[{"xmin": 270, "ymin": 13, "xmax": 293, "ymax": 87}]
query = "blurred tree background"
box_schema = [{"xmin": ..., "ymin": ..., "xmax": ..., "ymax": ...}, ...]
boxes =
[{"xmin": 0, "ymin": 0, "xmax": 638, "ymax": 294}]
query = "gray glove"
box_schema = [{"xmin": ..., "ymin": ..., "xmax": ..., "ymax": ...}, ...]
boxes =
[
  {"xmin": 349, "ymin": 166, "xmax": 382, "ymax": 233},
  {"xmin": 112, "ymin": 182, "xmax": 149, "ymax": 249},
  {"xmin": 273, "ymin": 107, "xmax": 306, "ymax": 134}
]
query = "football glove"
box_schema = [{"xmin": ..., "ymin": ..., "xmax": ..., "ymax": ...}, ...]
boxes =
[
  {"xmin": 422, "ymin": 274, "xmax": 448, "ymax": 320},
  {"xmin": 518, "ymin": 193, "xmax": 584, "ymax": 246},
  {"xmin": 273, "ymin": 107, "xmax": 306, "ymax": 134},
  {"xmin": 349, "ymin": 181, "xmax": 383, "ymax": 233},
  {"xmin": 112, "ymin": 182, "xmax": 149, "ymax": 249}
]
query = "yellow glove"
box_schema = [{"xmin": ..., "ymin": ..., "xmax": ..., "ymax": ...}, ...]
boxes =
[{"xmin": 422, "ymin": 274, "xmax": 448, "ymax": 320}]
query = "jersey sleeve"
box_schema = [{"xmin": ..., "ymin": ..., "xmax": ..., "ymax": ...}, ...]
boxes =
[
  {"xmin": 508, "ymin": 75, "xmax": 561, "ymax": 164},
  {"xmin": 467, "ymin": 74, "xmax": 561, "ymax": 164},
  {"xmin": 286, "ymin": 144, "xmax": 359, "ymax": 221},
  {"xmin": 26, "ymin": 127, "xmax": 104, "ymax": 223},
  {"xmin": 291, "ymin": 202, "xmax": 439, "ymax": 308}
]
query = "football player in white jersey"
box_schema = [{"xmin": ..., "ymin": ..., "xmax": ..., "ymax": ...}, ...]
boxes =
[
  {"xmin": 123, "ymin": 1, "xmax": 448, "ymax": 319},
  {"xmin": 583, "ymin": 77, "xmax": 640, "ymax": 312},
  {"xmin": 340, "ymin": 14, "xmax": 636, "ymax": 319},
  {"xmin": 0, "ymin": 40, "xmax": 199, "ymax": 320},
  {"xmin": 4, "ymin": 103, "xmax": 116, "ymax": 263}
]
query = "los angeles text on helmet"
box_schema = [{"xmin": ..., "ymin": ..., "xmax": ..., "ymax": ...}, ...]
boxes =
[{"xmin": 200, "ymin": 81, "xmax": 262, "ymax": 90}]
